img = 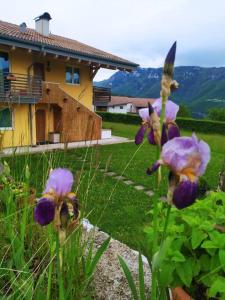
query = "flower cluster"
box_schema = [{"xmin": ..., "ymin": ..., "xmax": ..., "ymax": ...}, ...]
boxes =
[
  {"xmin": 34, "ymin": 168, "xmax": 79, "ymax": 229},
  {"xmin": 135, "ymin": 98, "xmax": 180, "ymax": 146}
]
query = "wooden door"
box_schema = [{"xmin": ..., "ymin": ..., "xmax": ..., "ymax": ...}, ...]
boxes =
[
  {"xmin": 36, "ymin": 109, "xmax": 46, "ymax": 143},
  {"xmin": 53, "ymin": 106, "xmax": 62, "ymax": 133},
  {"xmin": 33, "ymin": 63, "xmax": 45, "ymax": 80}
]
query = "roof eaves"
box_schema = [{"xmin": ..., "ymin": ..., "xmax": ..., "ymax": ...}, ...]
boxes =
[{"xmin": 0, "ymin": 34, "xmax": 139, "ymax": 70}]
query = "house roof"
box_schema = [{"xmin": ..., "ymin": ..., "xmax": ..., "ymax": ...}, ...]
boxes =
[
  {"xmin": 0, "ymin": 20, "xmax": 138, "ymax": 71},
  {"xmin": 108, "ymin": 96, "xmax": 155, "ymax": 107}
]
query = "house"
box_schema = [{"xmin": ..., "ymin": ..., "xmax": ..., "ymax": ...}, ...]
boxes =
[
  {"xmin": 0, "ymin": 12, "xmax": 138, "ymax": 148},
  {"xmin": 95, "ymin": 95, "xmax": 155, "ymax": 114}
]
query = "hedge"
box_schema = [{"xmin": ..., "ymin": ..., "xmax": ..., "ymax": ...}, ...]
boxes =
[{"xmin": 97, "ymin": 112, "xmax": 225, "ymax": 135}]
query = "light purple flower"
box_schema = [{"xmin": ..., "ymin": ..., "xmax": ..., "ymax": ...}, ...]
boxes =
[
  {"xmin": 138, "ymin": 108, "xmax": 149, "ymax": 122},
  {"xmin": 152, "ymin": 98, "xmax": 179, "ymax": 122},
  {"xmin": 44, "ymin": 168, "xmax": 74, "ymax": 197},
  {"xmin": 161, "ymin": 134, "xmax": 210, "ymax": 180}
]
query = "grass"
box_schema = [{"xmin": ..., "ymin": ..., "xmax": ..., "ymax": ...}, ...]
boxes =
[{"xmin": 1, "ymin": 121, "xmax": 225, "ymax": 254}]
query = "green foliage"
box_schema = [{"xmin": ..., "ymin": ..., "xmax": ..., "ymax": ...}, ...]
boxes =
[
  {"xmin": 177, "ymin": 104, "xmax": 191, "ymax": 118},
  {"xmin": 144, "ymin": 191, "xmax": 225, "ymax": 299},
  {"xmin": 208, "ymin": 107, "xmax": 225, "ymax": 121},
  {"xmin": 98, "ymin": 112, "xmax": 225, "ymax": 135}
]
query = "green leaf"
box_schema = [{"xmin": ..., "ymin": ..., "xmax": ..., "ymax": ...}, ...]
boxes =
[
  {"xmin": 191, "ymin": 228, "xmax": 207, "ymax": 249},
  {"xmin": 87, "ymin": 236, "xmax": 110, "ymax": 276},
  {"xmin": 208, "ymin": 276, "xmax": 225, "ymax": 297},
  {"xmin": 176, "ymin": 260, "xmax": 193, "ymax": 287},
  {"xmin": 138, "ymin": 253, "xmax": 145, "ymax": 300},
  {"xmin": 158, "ymin": 262, "xmax": 174, "ymax": 287},
  {"xmin": 219, "ymin": 249, "xmax": 225, "ymax": 271},
  {"xmin": 171, "ymin": 251, "xmax": 185, "ymax": 262},
  {"xmin": 118, "ymin": 256, "xmax": 139, "ymax": 300},
  {"xmin": 201, "ymin": 240, "xmax": 217, "ymax": 249}
]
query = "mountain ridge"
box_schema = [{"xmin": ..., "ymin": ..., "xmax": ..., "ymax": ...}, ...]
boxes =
[{"xmin": 95, "ymin": 66, "xmax": 225, "ymax": 115}]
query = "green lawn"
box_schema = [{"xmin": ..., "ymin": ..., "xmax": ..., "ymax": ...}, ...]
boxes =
[{"xmin": 2, "ymin": 121, "xmax": 225, "ymax": 252}]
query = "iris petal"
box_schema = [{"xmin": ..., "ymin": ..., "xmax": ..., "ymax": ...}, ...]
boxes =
[
  {"xmin": 34, "ymin": 198, "xmax": 55, "ymax": 226},
  {"xmin": 161, "ymin": 123, "xmax": 168, "ymax": 145},
  {"xmin": 173, "ymin": 180, "xmax": 198, "ymax": 209},
  {"xmin": 135, "ymin": 126, "xmax": 146, "ymax": 145},
  {"xmin": 44, "ymin": 168, "xmax": 74, "ymax": 196},
  {"xmin": 146, "ymin": 161, "xmax": 160, "ymax": 175},
  {"xmin": 148, "ymin": 128, "xmax": 156, "ymax": 145},
  {"xmin": 168, "ymin": 124, "xmax": 180, "ymax": 140}
]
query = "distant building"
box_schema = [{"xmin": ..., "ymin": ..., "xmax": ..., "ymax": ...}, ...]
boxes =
[{"xmin": 95, "ymin": 95, "xmax": 155, "ymax": 114}]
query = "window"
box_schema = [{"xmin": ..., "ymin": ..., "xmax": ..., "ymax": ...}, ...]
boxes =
[
  {"xmin": 120, "ymin": 106, "xmax": 123, "ymax": 109},
  {"xmin": 65, "ymin": 67, "xmax": 80, "ymax": 84},
  {"xmin": 0, "ymin": 108, "xmax": 12, "ymax": 129},
  {"xmin": 0, "ymin": 52, "xmax": 9, "ymax": 94}
]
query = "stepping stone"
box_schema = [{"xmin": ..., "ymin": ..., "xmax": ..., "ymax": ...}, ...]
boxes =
[
  {"xmin": 145, "ymin": 190, "xmax": 154, "ymax": 197},
  {"xmin": 104, "ymin": 172, "xmax": 117, "ymax": 177},
  {"xmin": 114, "ymin": 175, "xmax": 126, "ymax": 181},
  {"xmin": 160, "ymin": 196, "xmax": 167, "ymax": 202},
  {"xmin": 134, "ymin": 185, "xmax": 145, "ymax": 191},
  {"xmin": 124, "ymin": 180, "xmax": 134, "ymax": 185}
]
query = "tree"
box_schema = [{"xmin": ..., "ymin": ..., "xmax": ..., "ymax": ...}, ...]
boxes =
[
  {"xmin": 177, "ymin": 104, "xmax": 191, "ymax": 118},
  {"xmin": 208, "ymin": 108, "xmax": 225, "ymax": 122}
]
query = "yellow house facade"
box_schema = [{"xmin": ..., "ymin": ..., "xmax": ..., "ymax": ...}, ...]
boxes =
[{"xmin": 0, "ymin": 13, "xmax": 138, "ymax": 148}]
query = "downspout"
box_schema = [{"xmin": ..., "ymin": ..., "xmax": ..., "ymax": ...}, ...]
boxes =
[{"xmin": 29, "ymin": 104, "xmax": 33, "ymax": 146}]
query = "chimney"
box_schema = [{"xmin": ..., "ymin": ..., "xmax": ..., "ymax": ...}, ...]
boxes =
[
  {"xmin": 34, "ymin": 12, "xmax": 51, "ymax": 36},
  {"xmin": 19, "ymin": 22, "xmax": 27, "ymax": 33}
]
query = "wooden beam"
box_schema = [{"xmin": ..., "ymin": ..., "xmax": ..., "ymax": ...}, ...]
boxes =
[
  {"xmin": 90, "ymin": 67, "xmax": 100, "ymax": 80},
  {"xmin": 28, "ymin": 49, "xmax": 32, "ymax": 54},
  {"xmin": 11, "ymin": 45, "xmax": 16, "ymax": 51},
  {"xmin": 66, "ymin": 56, "xmax": 70, "ymax": 61},
  {"xmin": 54, "ymin": 54, "xmax": 59, "ymax": 59}
]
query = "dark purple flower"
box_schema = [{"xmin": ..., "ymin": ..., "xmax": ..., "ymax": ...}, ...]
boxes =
[
  {"xmin": 34, "ymin": 198, "xmax": 55, "ymax": 226},
  {"xmin": 148, "ymin": 128, "xmax": 156, "ymax": 145},
  {"xmin": 44, "ymin": 168, "xmax": 74, "ymax": 197},
  {"xmin": 168, "ymin": 124, "xmax": 180, "ymax": 140},
  {"xmin": 60, "ymin": 202, "xmax": 69, "ymax": 228},
  {"xmin": 146, "ymin": 161, "xmax": 160, "ymax": 175},
  {"xmin": 135, "ymin": 125, "xmax": 146, "ymax": 145},
  {"xmin": 164, "ymin": 41, "xmax": 177, "ymax": 66},
  {"xmin": 161, "ymin": 123, "xmax": 168, "ymax": 145},
  {"xmin": 173, "ymin": 180, "xmax": 198, "ymax": 209},
  {"xmin": 161, "ymin": 134, "xmax": 210, "ymax": 181}
]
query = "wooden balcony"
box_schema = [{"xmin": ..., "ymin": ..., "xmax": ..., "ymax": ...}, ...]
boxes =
[
  {"xmin": 93, "ymin": 86, "xmax": 111, "ymax": 107},
  {"xmin": 0, "ymin": 73, "xmax": 42, "ymax": 104}
]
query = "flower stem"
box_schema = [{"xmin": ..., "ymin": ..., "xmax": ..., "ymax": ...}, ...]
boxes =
[
  {"xmin": 46, "ymin": 226, "xmax": 54, "ymax": 300},
  {"xmin": 56, "ymin": 232, "xmax": 64, "ymax": 300}
]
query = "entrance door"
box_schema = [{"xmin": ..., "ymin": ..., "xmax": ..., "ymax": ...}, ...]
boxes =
[
  {"xmin": 36, "ymin": 109, "xmax": 46, "ymax": 144},
  {"xmin": 53, "ymin": 106, "xmax": 62, "ymax": 133},
  {"xmin": 33, "ymin": 63, "xmax": 45, "ymax": 80}
]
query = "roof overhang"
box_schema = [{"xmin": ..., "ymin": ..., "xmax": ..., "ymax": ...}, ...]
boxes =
[{"xmin": 0, "ymin": 34, "xmax": 139, "ymax": 71}]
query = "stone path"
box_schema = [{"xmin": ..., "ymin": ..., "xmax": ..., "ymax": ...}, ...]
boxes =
[
  {"xmin": 102, "ymin": 170, "xmax": 155, "ymax": 198},
  {"xmin": 0, "ymin": 135, "xmax": 133, "ymax": 157}
]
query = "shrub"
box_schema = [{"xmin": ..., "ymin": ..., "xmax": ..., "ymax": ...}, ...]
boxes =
[{"xmin": 97, "ymin": 112, "xmax": 225, "ymax": 135}]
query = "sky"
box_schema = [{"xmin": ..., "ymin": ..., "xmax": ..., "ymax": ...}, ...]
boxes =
[{"xmin": 0, "ymin": 0, "xmax": 224, "ymax": 80}]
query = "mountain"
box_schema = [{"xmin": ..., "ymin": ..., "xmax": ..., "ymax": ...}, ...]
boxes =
[{"xmin": 95, "ymin": 66, "xmax": 225, "ymax": 116}]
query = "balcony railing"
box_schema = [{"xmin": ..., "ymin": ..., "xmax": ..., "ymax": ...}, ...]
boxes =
[
  {"xmin": 0, "ymin": 73, "xmax": 42, "ymax": 104},
  {"xmin": 93, "ymin": 86, "xmax": 111, "ymax": 106}
]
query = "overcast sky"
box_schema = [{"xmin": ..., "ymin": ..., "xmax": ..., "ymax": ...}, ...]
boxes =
[{"xmin": 0, "ymin": 0, "xmax": 224, "ymax": 80}]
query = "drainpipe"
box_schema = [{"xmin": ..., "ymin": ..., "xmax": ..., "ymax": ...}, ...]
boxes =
[{"xmin": 29, "ymin": 104, "xmax": 34, "ymax": 146}]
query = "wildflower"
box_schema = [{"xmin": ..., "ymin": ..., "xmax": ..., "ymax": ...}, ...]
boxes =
[
  {"xmin": 147, "ymin": 134, "xmax": 210, "ymax": 208},
  {"xmin": 135, "ymin": 99, "xmax": 180, "ymax": 146},
  {"xmin": 34, "ymin": 168, "xmax": 79, "ymax": 227}
]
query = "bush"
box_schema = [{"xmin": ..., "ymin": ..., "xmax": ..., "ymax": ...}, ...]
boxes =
[{"xmin": 97, "ymin": 112, "xmax": 225, "ymax": 135}]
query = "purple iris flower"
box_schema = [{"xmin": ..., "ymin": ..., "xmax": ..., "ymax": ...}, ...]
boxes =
[
  {"xmin": 34, "ymin": 168, "xmax": 79, "ymax": 227},
  {"xmin": 34, "ymin": 197, "xmax": 55, "ymax": 226},
  {"xmin": 44, "ymin": 168, "xmax": 74, "ymax": 197},
  {"xmin": 135, "ymin": 98, "xmax": 180, "ymax": 146},
  {"xmin": 147, "ymin": 134, "xmax": 210, "ymax": 209}
]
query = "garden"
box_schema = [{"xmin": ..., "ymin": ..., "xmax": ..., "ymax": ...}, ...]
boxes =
[{"xmin": 0, "ymin": 42, "xmax": 225, "ymax": 299}]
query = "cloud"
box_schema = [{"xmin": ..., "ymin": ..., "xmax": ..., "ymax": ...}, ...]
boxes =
[{"xmin": 0, "ymin": 0, "xmax": 224, "ymax": 80}]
